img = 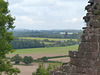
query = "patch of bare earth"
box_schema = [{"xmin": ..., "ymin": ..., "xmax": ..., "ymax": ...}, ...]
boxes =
[
  {"xmin": 13, "ymin": 63, "xmax": 38, "ymax": 75},
  {"xmin": 7, "ymin": 54, "xmax": 69, "ymax": 75},
  {"xmin": 13, "ymin": 63, "xmax": 50, "ymax": 75}
]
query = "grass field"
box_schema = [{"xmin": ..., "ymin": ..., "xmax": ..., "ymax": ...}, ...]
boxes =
[
  {"xmin": 10, "ymin": 45, "xmax": 78, "ymax": 55},
  {"xmin": 18, "ymin": 37, "xmax": 77, "ymax": 41}
]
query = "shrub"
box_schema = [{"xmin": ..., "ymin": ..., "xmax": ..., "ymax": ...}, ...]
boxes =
[
  {"xmin": 37, "ymin": 56, "xmax": 48, "ymax": 62},
  {"xmin": 32, "ymin": 63, "xmax": 60, "ymax": 75},
  {"xmin": 22, "ymin": 56, "xmax": 33, "ymax": 64},
  {"xmin": 11, "ymin": 54, "xmax": 22, "ymax": 64}
]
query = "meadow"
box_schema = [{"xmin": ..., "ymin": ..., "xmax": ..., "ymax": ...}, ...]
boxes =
[
  {"xmin": 18, "ymin": 37, "xmax": 77, "ymax": 41},
  {"xmin": 10, "ymin": 45, "xmax": 78, "ymax": 55}
]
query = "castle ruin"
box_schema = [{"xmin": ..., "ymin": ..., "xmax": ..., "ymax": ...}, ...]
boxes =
[{"xmin": 49, "ymin": 0, "xmax": 100, "ymax": 75}]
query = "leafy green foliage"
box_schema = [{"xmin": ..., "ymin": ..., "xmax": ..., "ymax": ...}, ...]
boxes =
[
  {"xmin": 32, "ymin": 63, "xmax": 60, "ymax": 75},
  {"xmin": 22, "ymin": 56, "xmax": 33, "ymax": 64},
  {"xmin": 0, "ymin": 0, "xmax": 20, "ymax": 74},
  {"xmin": 11, "ymin": 54, "xmax": 22, "ymax": 64},
  {"xmin": 37, "ymin": 55, "xmax": 68, "ymax": 62},
  {"xmin": 11, "ymin": 37, "xmax": 46, "ymax": 49},
  {"xmin": 37, "ymin": 56, "xmax": 48, "ymax": 62},
  {"xmin": 11, "ymin": 37, "xmax": 78, "ymax": 49},
  {"xmin": 0, "ymin": 60, "xmax": 20, "ymax": 75}
]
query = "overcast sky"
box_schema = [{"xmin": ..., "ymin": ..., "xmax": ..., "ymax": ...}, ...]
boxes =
[{"xmin": 8, "ymin": 0, "xmax": 88, "ymax": 30}]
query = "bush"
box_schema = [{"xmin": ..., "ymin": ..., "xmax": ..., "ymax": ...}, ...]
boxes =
[
  {"xmin": 32, "ymin": 63, "xmax": 60, "ymax": 75},
  {"xmin": 22, "ymin": 56, "xmax": 33, "ymax": 64},
  {"xmin": 11, "ymin": 54, "xmax": 22, "ymax": 64},
  {"xmin": 37, "ymin": 56, "xmax": 48, "ymax": 62}
]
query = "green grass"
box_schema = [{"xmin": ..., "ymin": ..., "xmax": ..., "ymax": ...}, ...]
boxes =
[
  {"xmin": 44, "ymin": 42, "xmax": 56, "ymax": 44},
  {"xmin": 10, "ymin": 45, "xmax": 78, "ymax": 55},
  {"xmin": 18, "ymin": 37, "xmax": 77, "ymax": 41}
]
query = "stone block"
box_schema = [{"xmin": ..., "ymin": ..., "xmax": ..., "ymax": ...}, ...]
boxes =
[
  {"xmin": 69, "ymin": 51, "xmax": 84, "ymax": 58},
  {"xmin": 62, "ymin": 65, "xmax": 69, "ymax": 72},
  {"xmin": 69, "ymin": 73, "xmax": 84, "ymax": 75},
  {"xmin": 90, "ymin": 42, "xmax": 98, "ymax": 52},
  {"xmin": 85, "ymin": 52, "xmax": 98, "ymax": 60},
  {"xmin": 79, "ymin": 42, "xmax": 98, "ymax": 52},
  {"xmin": 83, "ymin": 68, "xmax": 96, "ymax": 75},
  {"xmin": 49, "ymin": 70, "xmax": 55, "ymax": 75},
  {"xmin": 71, "ymin": 66, "xmax": 77, "ymax": 73},
  {"xmin": 78, "ymin": 42, "xmax": 90, "ymax": 52},
  {"xmin": 97, "ymin": 35, "xmax": 100, "ymax": 42},
  {"xmin": 82, "ymin": 59, "xmax": 91, "ymax": 67},
  {"xmin": 69, "ymin": 73, "xmax": 78, "ymax": 75},
  {"xmin": 76, "ymin": 67, "xmax": 84, "ymax": 73},
  {"xmin": 69, "ymin": 51, "xmax": 74, "ymax": 58},
  {"xmin": 73, "ymin": 51, "xmax": 80, "ymax": 58},
  {"xmin": 97, "ymin": 68, "xmax": 100, "ymax": 75},
  {"xmin": 85, "ymin": 5, "xmax": 91, "ymax": 11},
  {"xmin": 74, "ymin": 51, "xmax": 85, "ymax": 58},
  {"xmin": 89, "ymin": 20, "xmax": 100, "ymax": 28},
  {"xmin": 70, "ymin": 58, "xmax": 83, "ymax": 67},
  {"xmin": 92, "ymin": 28, "xmax": 100, "ymax": 34},
  {"xmin": 81, "ymin": 35, "xmax": 89, "ymax": 42},
  {"xmin": 81, "ymin": 34, "xmax": 98, "ymax": 42},
  {"xmin": 83, "ymin": 16, "xmax": 90, "ymax": 22},
  {"xmin": 91, "ymin": 52, "xmax": 98, "ymax": 60},
  {"xmin": 55, "ymin": 71, "xmax": 66, "ymax": 75},
  {"xmin": 88, "ymin": 35, "xmax": 98, "ymax": 42},
  {"xmin": 93, "ymin": 60, "xmax": 100, "ymax": 68}
]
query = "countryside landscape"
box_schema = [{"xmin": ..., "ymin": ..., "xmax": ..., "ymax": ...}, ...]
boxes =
[
  {"xmin": 0, "ymin": 0, "xmax": 87, "ymax": 75},
  {"xmin": 7, "ymin": 30, "xmax": 80, "ymax": 75}
]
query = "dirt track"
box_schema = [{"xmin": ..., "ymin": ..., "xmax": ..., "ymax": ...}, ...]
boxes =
[{"xmin": 7, "ymin": 54, "xmax": 67, "ymax": 59}]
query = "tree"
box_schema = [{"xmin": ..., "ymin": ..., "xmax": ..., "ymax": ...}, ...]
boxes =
[
  {"xmin": 64, "ymin": 32, "xmax": 68, "ymax": 38},
  {"xmin": 0, "ymin": 0, "xmax": 20, "ymax": 74},
  {"xmin": 11, "ymin": 54, "xmax": 22, "ymax": 64},
  {"xmin": 32, "ymin": 63, "xmax": 60, "ymax": 75},
  {"xmin": 41, "ymin": 42, "xmax": 45, "ymax": 47},
  {"xmin": 37, "ymin": 56, "xmax": 48, "ymax": 62},
  {"xmin": 22, "ymin": 56, "xmax": 33, "ymax": 64}
]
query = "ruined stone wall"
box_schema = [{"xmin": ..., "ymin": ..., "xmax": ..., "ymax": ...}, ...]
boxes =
[{"xmin": 49, "ymin": 0, "xmax": 100, "ymax": 75}]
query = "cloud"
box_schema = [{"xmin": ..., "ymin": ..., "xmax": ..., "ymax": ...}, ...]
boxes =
[
  {"xmin": 20, "ymin": 0, "xmax": 57, "ymax": 7},
  {"xmin": 14, "ymin": 16, "xmax": 45, "ymax": 26},
  {"xmin": 64, "ymin": 17, "xmax": 83, "ymax": 23},
  {"xmin": 64, "ymin": 18, "xmax": 77, "ymax": 23},
  {"xmin": 8, "ymin": 0, "xmax": 88, "ymax": 30},
  {"xmin": 15, "ymin": 16, "xmax": 35, "ymax": 26}
]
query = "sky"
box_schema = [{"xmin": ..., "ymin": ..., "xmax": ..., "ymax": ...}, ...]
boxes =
[{"xmin": 8, "ymin": 0, "xmax": 88, "ymax": 30}]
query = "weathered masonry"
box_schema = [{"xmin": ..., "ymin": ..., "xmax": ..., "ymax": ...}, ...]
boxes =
[{"xmin": 49, "ymin": 0, "xmax": 100, "ymax": 75}]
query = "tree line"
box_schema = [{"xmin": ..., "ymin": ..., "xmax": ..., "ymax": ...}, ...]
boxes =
[
  {"xmin": 11, "ymin": 37, "xmax": 45, "ymax": 49},
  {"xmin": 11, "ymin": 37, "xmax": 79, "ymax": 49},
  {"xmin": 12, "ymin": 30, "xmax": 82, "ymax": 39}
]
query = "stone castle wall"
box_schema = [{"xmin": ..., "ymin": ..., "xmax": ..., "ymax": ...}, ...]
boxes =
[{"xmin": 49, "ymin": 0, "xmax": 100, "ymax": 75}]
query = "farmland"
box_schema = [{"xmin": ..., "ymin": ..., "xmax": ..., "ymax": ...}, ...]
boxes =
[
  {"xmin": 18, "ymin": 37, "xmax": 77, "ymax": 41},
  {"xmin": 9, "ymin": 45, "xmax": 78, "ymax": 55},
  {"xmin": 8, "ymin": 45, "xmax": 78, "ymax": 75}
]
